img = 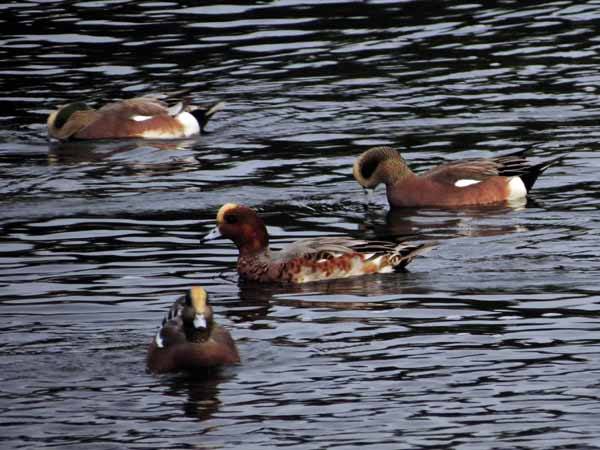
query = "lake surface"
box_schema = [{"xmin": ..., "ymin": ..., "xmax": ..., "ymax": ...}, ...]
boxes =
[{"xmin": 2, "ymin": 1, "xmax": 600, "ymax": 449}]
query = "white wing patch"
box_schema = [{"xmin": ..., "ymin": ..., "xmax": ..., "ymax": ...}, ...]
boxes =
[
  {"xmin": 454, "ymin": 179, "xmax": 482, "ymax": 188},
  {"xmin": 132, "ymin": 115, "xmax": 153, "ymax": 122}
]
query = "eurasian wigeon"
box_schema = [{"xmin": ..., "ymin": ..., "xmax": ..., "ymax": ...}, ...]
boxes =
[
  {"xmin": 147, "ymin": 286, "xmax": 239, "ymax": 374},
  {"xmin": 353, "ymin": 146, "xmax": 564, "ymax": 208},
  {"xmin": 47, "ymin": 95, "xmax": 224, "ymax": 141},
  {"xmin": 202, "ymin": 203, "xmax": 434, "ymax": 283}
]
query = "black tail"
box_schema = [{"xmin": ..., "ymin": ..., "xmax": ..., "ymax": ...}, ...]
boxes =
[
  {"xmin": 392, "ymin": 241, "xmax": 437, "ymax": 272},
  {"xmin": 520, "ymin": 155, "xmax": 566, "ymax": 192},
  {"xmin": 190, "ymin": 101, "xmax": 226, "ymax": 133}
]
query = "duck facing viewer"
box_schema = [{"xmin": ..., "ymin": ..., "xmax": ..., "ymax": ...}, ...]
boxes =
[{"xmin": 147, "ymin": 286, "xmax": 239, "ymax": 374}]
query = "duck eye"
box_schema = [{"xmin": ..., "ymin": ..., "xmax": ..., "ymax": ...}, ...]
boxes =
[{"xmin": 225, "ymin": 214, "xmax": 238, "ymax": 225}]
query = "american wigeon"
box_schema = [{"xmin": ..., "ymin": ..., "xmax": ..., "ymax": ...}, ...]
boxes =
[
  {"xmin": 353, "ymin": 146, "xmax": 564, "ymax": 208},
  {"xmin": 147, "ymin": 286, "xmax": 239, "ymax": 374},
  {"xmin": 47, "ymin": 95, "xmax": 224, "ymax": 141},
  {"xmin": 202, "ymin": 203, "xmax": 434, "ymax": 283}
]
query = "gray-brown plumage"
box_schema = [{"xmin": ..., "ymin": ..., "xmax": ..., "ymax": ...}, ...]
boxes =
[
  {"xmin": 201, "ymin": 203, "xmax": 434, "ymax": 283},
  {"xmin": 353, "ymin": 146, "xmax": 565, "ymax": 207},
  {"xmin": 47, "ymin": 95, "xmax": 225, "ymax": 141}
]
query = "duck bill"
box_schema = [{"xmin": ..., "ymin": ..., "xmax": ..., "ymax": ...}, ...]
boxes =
[
  {"xmin": 193, "ymin": 313, "xmax": 207, "ymax": 329},
  {"xmin": 201, "ymin": 226, "xmax": 222, "ymax": 243}
]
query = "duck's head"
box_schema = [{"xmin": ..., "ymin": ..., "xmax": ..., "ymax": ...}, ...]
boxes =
[
  {"xmin": 53, "ymin": 102, "xmax": 92, "ymax": 128},
  {"xmin": 47, "ymin": 102, "xmax": 95, "ymax": 140},
  {"xmin": 202, "ymin": 203, "xmax": 269, "ymax": 255},
  {"xmin": 183, "ymin": 286, "xmax": 213, "ymax": 330},
  {"xmin": 353, "ymin": 146, "xmax": 412, "ymax": 189}
]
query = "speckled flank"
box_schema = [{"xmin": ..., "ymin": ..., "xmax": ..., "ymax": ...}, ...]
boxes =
[
  {"xmin": 291, "ymin": 255, "xmax": 390, "ymax": 283},
  {"xmin": 239, "ymin": 252, "xmax": 401, "ymax": 284},
  {"xmin": 209, "ymin": 203, "xmax": 432, "ymax": 284}
]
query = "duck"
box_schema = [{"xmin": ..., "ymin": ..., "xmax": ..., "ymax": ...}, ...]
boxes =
[
  {"xmin": 147, "ymin": 286, "xmax": 239, "ymax": 374},
  {"xmin": 353, "ymin": 146, "xmax": 565, "ymax": 208},
  {"xmin": 201, "ymin": 203, "xmax": 434, "ymax": 283},
  {"xmin": 47, "ymin": 94, "xmax": 225, "ymax": 141}
]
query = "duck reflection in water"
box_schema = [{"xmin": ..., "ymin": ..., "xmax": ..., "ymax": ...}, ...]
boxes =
[
  {"xmin": 382, "ymin": 201, "xmax": 530, "ymax": 241},
  {"xmin": 47, "ymin": 138, "xmax": 198, "ymax": 166},
  {"xmin": 235, "ymin": 270, "xmax": 434, "ymax": 307},
  {"xmin": 159, "ymin": 370, "xmax": 232, "ymax": 422}
]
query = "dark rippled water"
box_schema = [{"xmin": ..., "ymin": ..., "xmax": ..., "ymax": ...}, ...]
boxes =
[{"xmin": 2, "ymin": 1, "xmax": 600, "ymax": 449}]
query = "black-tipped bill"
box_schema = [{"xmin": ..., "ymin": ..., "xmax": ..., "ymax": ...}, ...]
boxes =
[
  {"xmin": 201, "ymin": 227, "xmax": 222, "ymax": 243},
  {"xmin": 193, "ymin": 313, "xmax": 207, "ymax": 329}
]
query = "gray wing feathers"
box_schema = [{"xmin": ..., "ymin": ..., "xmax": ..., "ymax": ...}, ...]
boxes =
[
  {"xmin": 426, "ymin": 155, "xmax": 533, "ymax": 185},
  {"xmin": 273, "ymin": 236, "xmax": 433, "ymax": 264}
]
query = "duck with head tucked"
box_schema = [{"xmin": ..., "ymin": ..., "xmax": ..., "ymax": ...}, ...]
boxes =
[
  {"xmin": 47, "ymin": 94, "xmax": 224, "ymax": 141},
  {"xmin": 353, "ymin": 146, "xmax": 565, "ymax": 208},
  {"xmin": 147, "ymin": 286, "xmax": 239, "ymax": 374},
  {"xmin": 202, "ymin": 203, "xmax": 434, "ymax": 284}
]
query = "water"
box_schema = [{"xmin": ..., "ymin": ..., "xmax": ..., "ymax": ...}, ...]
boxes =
[{"xmin": 2, "ymin": 1, "xmax": 600, "ymax": 448}]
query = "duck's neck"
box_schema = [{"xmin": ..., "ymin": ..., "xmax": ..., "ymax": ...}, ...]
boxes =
[
  {"xmin": 379, "ymin": 158, "xmax": 415, "ymax": 186},
  {"xmin": 236, "ymin": 224, "xmax": 270, "ymax": 257}
]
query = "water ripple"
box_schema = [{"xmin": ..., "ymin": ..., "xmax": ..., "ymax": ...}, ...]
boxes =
[{"xmin": 1, "ymin": 1, "xmax": 600, "ymax": 449}]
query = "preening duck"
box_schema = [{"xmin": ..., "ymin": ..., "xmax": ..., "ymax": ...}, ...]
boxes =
[
  {"xmin": 353, "ymin": 146, "xmax": 565, "ymax": 208},
  {"xmin": 147, "ymin": 287, "xmax": 239, "ymax": 374},
  {"xmin": 47, "ymin": 94, "xmax": 224, "ymax": 141}
]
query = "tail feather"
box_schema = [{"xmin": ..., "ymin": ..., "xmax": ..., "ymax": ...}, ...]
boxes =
[
  {"xmin": 167, "ymin": 97, "xmax": 193, "ymax": 116},
  {"xmin": 391, "ymin": 241, "xmax": 436, "ymax": 271},
  {"xmin": 205, "ymin": 101, "xmax": 226, "ymax": 118},
  {"xmin": 189, "ymin": 101, "xmax": 226, "ymax": 133},
  {"xmin": 144, "ymin": 88, "xmax": 194, "ymax": 102},
  {"xmin": 497, "ymin": 142, "xmax": 544, "ymax": 159},
  {"xmin": 520, "ymin": 154, "xmax": 566, "ymax": 192}
]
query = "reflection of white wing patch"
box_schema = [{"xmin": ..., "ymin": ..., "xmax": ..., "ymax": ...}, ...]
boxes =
[
  {"xmin": 455, "ymin": 179, "xmax": 481, "ymax": 188},
  {"xmin": 132, "ymin": 115, "xmax": 153, "ymax": 122}
]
